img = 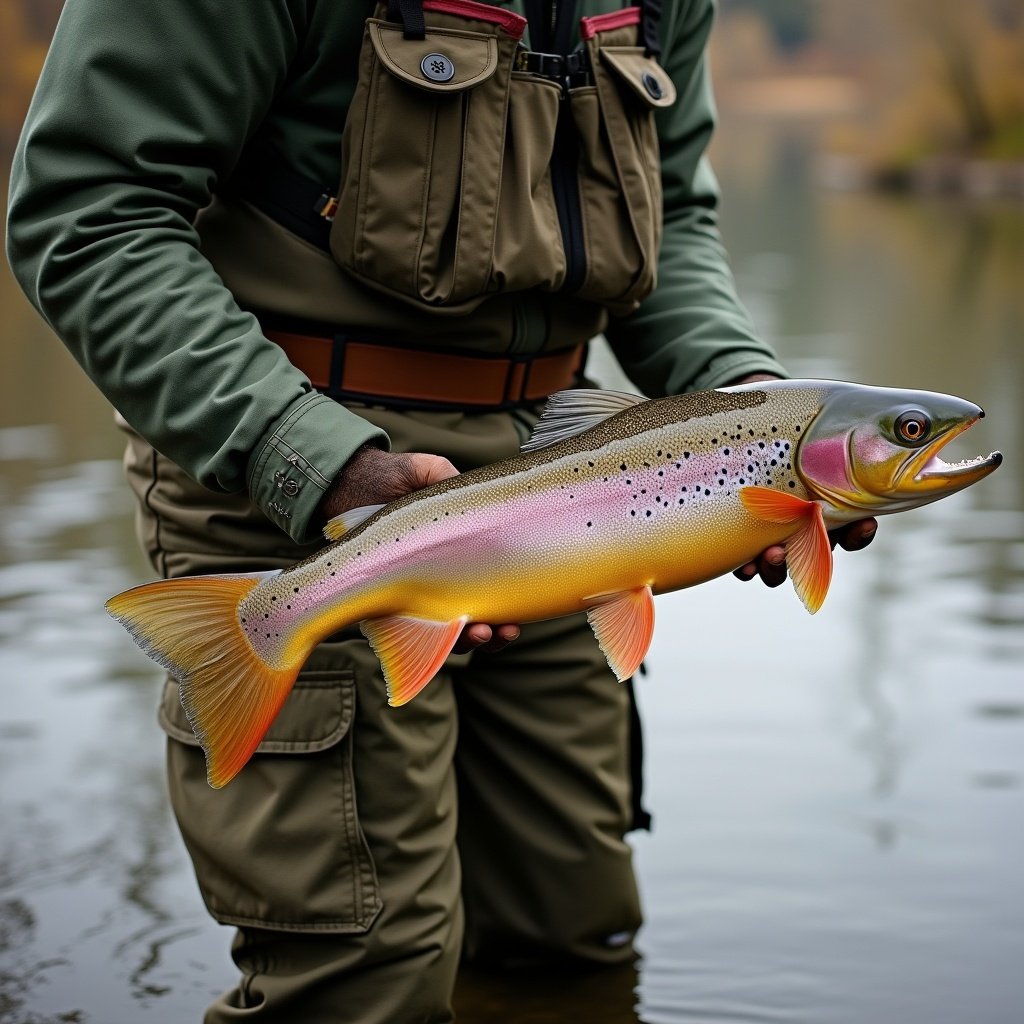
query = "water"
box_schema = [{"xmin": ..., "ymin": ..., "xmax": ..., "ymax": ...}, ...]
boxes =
[{"xmin": 1, "ymin": 119, "xmax": 1022, "ymax": 1022}]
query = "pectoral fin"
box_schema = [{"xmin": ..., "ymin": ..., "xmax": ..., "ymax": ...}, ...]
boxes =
[
  {"xmin": 324, "ymin": 504, "xmax": 386, "ymax": 542},
  {"xmin": 585, "ymin": 586, "xmax": 655, "ymax": 681},
  {"xmin": 740, "ymin": 485, "xmax": 832, "ymax": 614},
  {"xmin": 361, "ymin": 615, "xmax": 468, "ymax": 706}
]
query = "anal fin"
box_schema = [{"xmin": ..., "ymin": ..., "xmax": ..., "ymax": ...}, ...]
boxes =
[
  {"xmin": 361, "ymin": 615, "xmax": 468, "ymax": 706},
  {"xmin": 585, "ymin": 586, "xmax": 655, "ymax": 681}
]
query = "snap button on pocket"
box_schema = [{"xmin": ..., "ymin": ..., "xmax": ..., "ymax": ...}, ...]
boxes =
[
  {"xmin": 641, "ymin": 70, "xmax": 662, "ymax": 100},
  {"xmin": 421, "ymin": 52, "xmax": 456, "ymax": 82}
]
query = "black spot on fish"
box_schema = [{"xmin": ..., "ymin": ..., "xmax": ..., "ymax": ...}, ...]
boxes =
[
  {"xmin": 739, "ymin": 477, "xmax": 745, "ymax": 484},
  {"xmin": 795, "ymin": 424, "xmax": 801, "ymax": 432},
  {"xmin": 771, "ymin": 459, "xmax": 778, "ymax": 467},
  {"xmin": 631, "ymin": 510, "xmax": 637, "ymax": 516},
  {"xmin": 723, "ymin": 448, "xmax": 730, "ymax": 456},
  {"xmin": 684, "ymin": 452, "xmax": 691, "ymax": 459},
  {"xmin": 789, "ymin": 480, "xmax": 796, "ymax": 488},
  {"xmin": 657, "ymin": 450, "xmax": 663, "ymax": 456},
  {"xmin": 589, "ymin": 461, "xmax": 595, "ymax": 467},
  {"xmin": 704, "ymin": 488, "xmax": 711, "ymax": 496},
  {"xmin": 645, "ymin": 510, "xmax": 652, "ymax": 517},
  {"xmin": 641, "ymin": 488, "xmax": 647, "ymax": 494},
  {"xmin": 772, "ymin": 426, "xmax": 778, "ymax": 433},
  {"xmin": 758, "ymin": 442, "xmax": 766, "ymax": 449},
  {"xmin": 294, "ymin": 587, "xmax": 299, "ymax": 593},
  {"xmin": 620, "ymin": 463, "xmax": 627, "ymax": 471},
  {"xmin": 658, "ymin": 470, "xmax": 664, "ymax": 477},
  {"xmin": 587, "ymin": 521, "xmax": 592, "ymax": 527},
  {"xmin": 270, "ymin": 596, "xmax": 276, "ymax": 602}
]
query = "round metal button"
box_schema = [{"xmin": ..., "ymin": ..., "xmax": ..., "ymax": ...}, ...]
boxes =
[
  {"xmin": 421, "ymin": 53, "xmax": 455, "ymax": 83},
  {"xmin": 282, "ymin": 479, "xmax": 300, "ymax": 497},
  {"xmin": 641, "ymin": 71, "xmax": 663, "ymax": 100}
]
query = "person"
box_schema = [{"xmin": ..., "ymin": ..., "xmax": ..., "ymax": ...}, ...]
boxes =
[{"xmin": 7, "ymin": 0, "xmax": 876, "ymax": 1020}]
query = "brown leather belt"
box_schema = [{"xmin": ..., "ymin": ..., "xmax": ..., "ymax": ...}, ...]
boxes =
[{"xmin": 265, "ymin": 328, "xmax": 586, "ymax": 411}]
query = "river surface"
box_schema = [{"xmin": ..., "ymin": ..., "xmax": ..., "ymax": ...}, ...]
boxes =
[{"xmin": 1, "ymin": 118, "xmax": 1022, "ymax": 1023}]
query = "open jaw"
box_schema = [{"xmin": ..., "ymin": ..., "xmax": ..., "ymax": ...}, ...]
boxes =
[{"xmin": 900, "ymin": 416, "xmax": 1003, "ymax": 490}]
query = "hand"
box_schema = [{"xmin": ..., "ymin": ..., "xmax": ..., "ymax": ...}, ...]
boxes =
[
  {"xmin": 723, "ymin": 373, "xmax": 877, "ymax": 586},
  {"xmin": 318, "ymin": 446, "xmax": 520, "ymax": 655}
]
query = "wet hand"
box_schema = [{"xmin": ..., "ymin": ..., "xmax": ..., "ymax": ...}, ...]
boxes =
[
  {"xmin": 733, "ymin": 518, "xmax": 878, "ymax": 587},
  {"xmin": 319, "ymin": 446, "xmax": 521, "ymax": 654}
]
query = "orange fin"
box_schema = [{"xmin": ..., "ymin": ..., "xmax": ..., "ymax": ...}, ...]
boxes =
[
  {"xmin": 361, "ymin": 615, "xmax": 468, "ymax": 706},
  {"xmin": 784, "ymin": 504, "xmax": 833, "ymax": 614},
  {"xmin": 740, "ymin": 486, "xmax": 833, "ymax": 614},
  {"xmin": 585, "ymin": 586, "xmax": 655, "ymax": 681},
  {"xmin": 739, "ymin": 485, "xmax": 814, "ymax": 524},
  {"xmin": 106, "ymin": 573, "xmax": 301, "ymax": 788}
]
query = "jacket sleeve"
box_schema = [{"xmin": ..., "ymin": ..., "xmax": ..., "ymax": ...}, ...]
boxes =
[
  {"xmin": 605, "ymin": 0, "xmax": 787, "ymax": 396},
  {"xmin": 5, "ymin": 0, "xmax": 388, "ymax": 545}
]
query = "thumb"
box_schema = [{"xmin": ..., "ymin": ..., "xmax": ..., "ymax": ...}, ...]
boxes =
[{"xmin": 405, "ymin": 453, "xmax": 459, "ymax": 488}]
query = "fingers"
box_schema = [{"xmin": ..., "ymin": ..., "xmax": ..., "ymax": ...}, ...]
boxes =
[
  {"xmin": 733, "ymin": 545, "xmax": 788, "ymax": 587},
  {"xmin": 830, "ymin": 517, "xmax": 878, "ymax": 552},
  {"xmin": 453, "ymin": 622, "xmax": 521, "ymax": 655}
]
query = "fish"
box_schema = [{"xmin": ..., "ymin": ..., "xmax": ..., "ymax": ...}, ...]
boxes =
[{"xmin": 106, "ymin": 380, "xmax": 1002, "ymax": 788}]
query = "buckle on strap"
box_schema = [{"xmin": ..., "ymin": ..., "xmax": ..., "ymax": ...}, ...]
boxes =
[{"xmin": 514, "ymin": 47, "xmax": 591, "ymax": 83}]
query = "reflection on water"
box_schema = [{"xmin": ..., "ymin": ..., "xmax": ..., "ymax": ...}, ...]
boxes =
[{"xmin": 2, "ymin": 117, "xmax": 1023, "ymax": 1023}]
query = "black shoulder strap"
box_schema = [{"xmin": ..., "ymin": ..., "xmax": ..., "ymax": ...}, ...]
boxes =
[
  {"xmin": 387, "ymin": 0, "xmax": 426, "ymax": 39},
  {"xmin": 639, "ymin": 0, "xmax": 662, "ymax": 57}
]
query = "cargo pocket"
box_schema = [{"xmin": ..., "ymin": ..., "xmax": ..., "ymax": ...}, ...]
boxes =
[
  {"xmin": 573, "ymin": 21, "xmax": 676, "ymax": 312},
  {"xmin": 332, "ymin": 4, "xmax": 529, "ymax": 310},
  {"xmin": 159, "ymin": 654, "xmax": 382, "ymax": 933}
]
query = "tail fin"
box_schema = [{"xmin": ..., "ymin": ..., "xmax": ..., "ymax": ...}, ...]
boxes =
[{"xmin": 106, "ymin": 572, "xmax": 300, "ymax": 788}]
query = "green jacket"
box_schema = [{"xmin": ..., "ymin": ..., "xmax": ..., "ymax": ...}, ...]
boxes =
[{"xmin": 6, "ymin": 0, "xmax": 785, "ymax": 544}]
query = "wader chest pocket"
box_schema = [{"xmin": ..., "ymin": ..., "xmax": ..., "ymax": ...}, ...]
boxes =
[
  {"xmin": 572, "ymin": 31, "xmax": 677, "ymax": 309},
  {"xmin": 332, "ymin": 13, "xmax": 523, "ymax": 309},
  {"xmin": 159, "ymin": 667, "xmax": 382, "ymax": 933}
]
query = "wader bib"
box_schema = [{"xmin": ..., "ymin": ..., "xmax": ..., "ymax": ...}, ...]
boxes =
[{"xmin": 194, "ymin": 0, "xmax": 676, "ymax": 396}]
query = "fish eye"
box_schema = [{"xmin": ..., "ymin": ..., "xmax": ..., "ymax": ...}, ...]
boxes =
[{"xmin": 894, "ymin": 410, "xmax": 931, "ymax": 444}]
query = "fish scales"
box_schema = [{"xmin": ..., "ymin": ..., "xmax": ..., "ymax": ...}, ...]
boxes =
[{"xmin": 239, "ymin": 388, "xmax": 827, "ymax": 669}]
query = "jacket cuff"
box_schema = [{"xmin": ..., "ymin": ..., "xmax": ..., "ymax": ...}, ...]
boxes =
[
  {"xmin": 689, "ymin": 350, "xmax": 789, "ymax": 393},
  {"xmin": 247, "ymin": 393, "xmax": 389, "ymax": 544}
]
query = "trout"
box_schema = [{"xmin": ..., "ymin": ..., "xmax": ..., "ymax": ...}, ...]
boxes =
[{"xmin": 107, "ymin": 380, "xmax": 1002, "ymax": 787}]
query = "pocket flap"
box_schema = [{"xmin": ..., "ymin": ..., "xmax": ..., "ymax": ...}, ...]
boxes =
[
  {"xmin": 600, "ymin": 47, "xmax": 677, "ymax": 109},
  {"xmin": 158, "ymin": 670, "xmax": 354, "ymax": 754},
  {"xmin": 368, "ymin": 20, "xmax": 498, "ymax": 93}
]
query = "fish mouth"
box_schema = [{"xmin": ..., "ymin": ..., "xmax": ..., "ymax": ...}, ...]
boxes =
[{"xmin": 898, "ymin": 415, "xmax": 1002, "ymax": 492}]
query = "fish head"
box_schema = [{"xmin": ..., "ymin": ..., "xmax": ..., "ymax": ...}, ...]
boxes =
[{"xmin": 793, "ymin": 382, "xmax": 1002, "ymax": 520}]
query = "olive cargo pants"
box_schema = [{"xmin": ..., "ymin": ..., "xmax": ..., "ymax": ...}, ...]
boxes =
[{"xmin": 123, "ymin": 404, "xmax": 642, "ymax": 1023}]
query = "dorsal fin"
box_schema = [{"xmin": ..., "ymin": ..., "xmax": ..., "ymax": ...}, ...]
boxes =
[
  {"xmin": 323, "ymin": 503, "xmax": 386, "ymax": 542},
  {"xmin": 521, "ymin": 389, "xmax": 646, "ymax": 453}
]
